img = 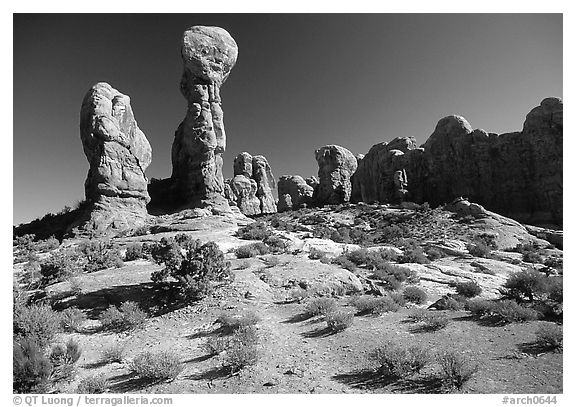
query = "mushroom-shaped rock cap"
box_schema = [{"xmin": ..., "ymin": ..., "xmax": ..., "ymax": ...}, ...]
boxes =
[{"xmin": 182, "ymin": 26, "xmax": 238, "ymax": 85}]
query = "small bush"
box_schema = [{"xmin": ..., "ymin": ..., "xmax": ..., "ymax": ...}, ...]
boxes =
[
  {"xmin": 403, "ymin": 286, "xmax": 428, "ymax": 304},
  {"xmin": 308, "ymin": 247, "xmax": 328, "ymax": 261},
  {"xmin": 13, "ymin": 338, "xmax": 52, "ymax": 393},
  {"xmin": 420, "ymin": 313, "xmax": 450, "ymax": 331},
  {"xmin": 523, "ymin": 251, "xmax": 544, "ymax": 264},
  {"xmin": 406, "ymin": 308, "xmax": 429, "ymax": 323},
  {"xmin": 455, "ymin": 281, "xmax": 482, "ymax": 298},
  {"xmin": 371, "ymin": 341, "xmax": 430, "ymax": 378},
  {"xmin": 501, "ymin": 269, "xmax": 550, "ymax": 302},
  {"xmin": 14, "ymin": 303, "xmax": 61, "ymax": 348},
  {"xmin": 124, "ymin": 243, "xmax": 144, "ymax": 261},
  {"xmin": 263, "ymin": 234, "xmax": 287, "ymax": 253},
  {"xmin": 39, "ymin": 250, "xmax": 79, "ymax": 285},
  {"xmin": 425, "ymin": 247, "xmax": 445, "ymax": 261},
  {"xmin": 221, "ymin": 326, "xmax": 259, "ymax": 373},
  {"xmin": 60, "ymin": 307, "xmax": 86, "ymax": 333},
  {"xmin": 330, "ymin": 255, "xmax": 357, "ymax": 271},
  {"xmin": 235, "ymin": 242, "xmax": 270, "ymax": 258},
  {"xmin": 467, "ymin": 241, "xmax": 492, "ymax": 258},
  {"xmin": 373, "ymin": 263, "xmax": 419, "ymax": 285},
  {"xmin": 236, "ymin": 222, "xmax": 272, "ymax": 240},
  {"xmin": 79, "ymin": 239, "xmax": 124, "ymax": 272},
  {"xmin": 77, "ymin": 374, "xmax": 108, "ymax": 394},
  {"xmin": 389, "ymin": 292, "xmax": 407, "ymax": 306},
  {"xmin": 399, "ymin": 246, "xmax": 430, "ymax": 264},
  {"xmin": 437, "ymin": 351, "xmax": 479, "ymax": 391},
  {"xmin": 345, "ymin": 248, "xmax": 398, "ymax": 268},
  {"xmin": 130, "ymin": 350, "xmax": 183, "ymax": 381},
  {"xmin": 326, "ymin": 311, "xmax": 354, "ymax": 332},
  {"xmin": 431, "ymin": 295, "xmax": 465, "ymax": 311},
  {"xmin": 466, "ymin": 299, "xmax": 538, "ymax": 324},
  {"xmin": 99, "ymin": 301, "xmax": 147, "ymax": 332},
  {"xmin": 49, "ymin": 339, "xmax": 82, "ymax": 381},
  {"xmin": 101, "ymin": 342, "xmax": 126, "ymax": 364},
  {"xmin": 216, "ymin": 311, "xmax": 260, "ymax": 333},
  {"xmin": 535, "ymin": 323, "xmax": 563, "ymax": 351},
  {"xmin": 305, "ymin": 298, "xmax": 337, "ymax": 317},
  {"xmin": 351, "ymin": 296, "xmax": 400, "ymax": 315}
]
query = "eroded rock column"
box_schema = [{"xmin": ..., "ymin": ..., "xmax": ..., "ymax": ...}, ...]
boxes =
[{"xmin": 170, "ymin": 26, "xmax": 238, "ymax": 207}]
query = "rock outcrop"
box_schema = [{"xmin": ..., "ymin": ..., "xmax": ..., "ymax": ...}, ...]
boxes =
[
  {"xmin": 78, "ymin": 82, "xmax": 152, "ymax": 231},
  {"xmin": 277, "ymin": 175, "xmax": 314, "ymax": 212},
  {"xmin": 225, "ymin": 152, "xmax": 277, "ymax": 215},
  {"xmin": 169, "ymin": 26, "xmax": 238, "ymax": 208},
  {"xmin": 351, "ymin": 98, "xmax": 563, "ymax": 225},
  {"xmin": 313, "ymin": 145, "xmax": 358, "ymax": 205}
]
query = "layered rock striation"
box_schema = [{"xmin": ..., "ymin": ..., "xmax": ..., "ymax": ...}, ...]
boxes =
[{"xmin": 79, "ymin": 82, "xmax": 152, "ymax": 231}]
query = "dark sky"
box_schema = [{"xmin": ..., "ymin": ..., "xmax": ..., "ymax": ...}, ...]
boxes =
[{"xmin": 13, "ymin": 13, "xmax": 562, "ymax": 224}]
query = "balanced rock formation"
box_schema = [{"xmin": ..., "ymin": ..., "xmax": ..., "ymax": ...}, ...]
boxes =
[
  {"xmin": 313, "ymin": 145, "xmax": 358, "ymax": 205},
  {"xmin": 225, "ymin": 152, "xmax": 277, "ymax": 215},
  {"xmin": 277, "ymin": 175, "xmax": 314, "ymax": 212},
  {"xmin": 79, "ymin": 82, "xmax": 152, "ymax": 231},
  {"xmin": 169, "ymin": 26, "xmax": 238, "ymax": 208},
  {"xmin": 351, "ymin": 97, "xmax": 563, "ymax": 225}
]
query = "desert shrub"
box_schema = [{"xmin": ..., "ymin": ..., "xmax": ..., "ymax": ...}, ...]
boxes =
[
  {"xmin": 330, "ymin": 255, "xmax": 356, "ymax": 271},
  {"xmin": 236, "ymin": 222, "xmax": 272, "ymax": 240},
  {"xmin": 425, "ymin": 247, "xmax": 445, "ymax": 261},
  {"xmin": 263, "ymin": 234, "xmax": 288, "ymax": 253},
  {"xmin": 216, "ymin": 311, "xmax": 260, "ymax": 333},
  {"xmin": 351, "ymin": 296, "xmax": 400, "ymax": 315},
  {"xmin": 101, "ymin": 342, "xmax": 126, "ymax": 364},
  {"xmin": 13, "ymin": 338, "xmax": 52, "ymax": 393},
  {"xmin": 431, "ymin": 295, "xmax": 466, "ymax": 311},
  {"xmin": 466, "ymin": 241, "xmax": 492, "ymax": 258},
  {"xmin": 305, "ymin": 298, "xmax": 337, "ymax": 317},
  {"xmin": 39, "ymin": 250, "xmax": 79, "ymax": 285},
  {"xmin": 466, "ymin": 299, "xmax": 538, "ymax": 324},
  {"xmin": 308, "ymin": 247, "xmax": 328, "ymax": 261},
  {"xmin": 49, "ymin": 339, "xmax": 82, "ymax": 381},
  {"xmin": 455, "ymin": 281, "xmax": 482, "ymax": 298},
  {"xmin": 264, "ymin": 255, "xmax": 281, "ymax": 267},
  {"xmin": 376, "ymin": 274, "xmax": 402, "ymax": 291},
  {"xmin": 419, "ymin": 313, "xmax": 450, "ymax": 331},
  {"xmin": 501, "ymin": 269, "xmax": 550, "ymax": 302},
  {"xmin": 406, "ymin": 308, "xmax": 429, "ymax": 323},
  {"xmin": 346, "ymin": 248, "xmax": 399, "ymax": 269},
  {"xmin": 403, "ymin": 286, "xmax": 428, "ymax": 304},
  {"xmin": 437, "ymin": 351, "xmax": 479, "ymax": 391},
  {"xmin": 370, "ymin": 341, "xmax": 430, "ymax": 378},
  {"xmin": 151, "ymin": 238, "xmax": 232, "ymax": 301},
  {"xmin": 79, "ymin": 239, "xmax": 124, "ymax": 272},
  {"xmin": 124, "ymin": 243, "xmax": 144, "ymax": 261},
  {"xmin": 130, "ymin": 350, "xmax": 183, "ymax": 381},
  {"xmin": 544, "ymin": 256, "xmax": 563, "ymax": 270},
  {"xmin": 389, "ymin": 292, "xmax": 407, "ymax": 306},
  {"xmin": 326, "ymin": 310, "xmax": 354, "ymax": 332},
  {"xmin": 373, "ymin": 263, "xmax": 418, "ymax": 285},
  {"xmin": 99, "ymin": 301, "xmax": 147, "ymax": 332},
  {"xmin": 76, "ymin": 374, "xmax": 108, "ymax": 394},
  {"xmin": 14, "ymin": 303, "xmax": 61, "ymax": 348},
  {"xmin": 399, "ymin": 246, "xmax": 430, "ymax": 264},
  {"xmin": 235, "ymin": 242, "xmax": 270, "ymax": 258},
  {"xmin": 221, "ymin": 326, "xmax": 259, "ymax": 373},
  {"xmin": 523, "ymin": 251, "xmax": 544, "ymax": 264},
  {"xmin": 131, "ymin": 225, "xmax": 150, "ymax": 236},
  {"xmin": 535, "ymin": 323, "xmax": 563, "ymax": 351},
  {"xmin": 60, "ymin": 307, "xmax": 86, "ymax": 333}
]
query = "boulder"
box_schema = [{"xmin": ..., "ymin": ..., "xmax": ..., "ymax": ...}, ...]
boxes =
[
  {"xmin": 78, "ymin": 82, "xmax": 152, "ymax": 231},
  {"xmin": 313, "ymin": 145, "xmax": 358, "ymax": 205},
  {"xmin": 169, "ymin": 26, "xmax": 238, "ymax": 207},
  {"xmin": 277, "ymin": 175, "xmax": 314, "ymax": 212}
]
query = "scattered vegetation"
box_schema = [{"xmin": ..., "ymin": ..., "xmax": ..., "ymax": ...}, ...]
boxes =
[
  {"xmin": 325, "ymin": 310, "xmax": 354, "ymax": 333},
  {"xmin": 129, "ymin": 350, "xmax": 183, "ymax": 381},
  {"xmin": 39, "ymin": 250, "xmax": 79, "ymax": 285},
  {"xmin": 437, "ymin": 351, "xmax": 479, "ymax": 391},
  {"xmin": 150, "ymin": 236, "xmax": 233, "ymax": 301},
  {"xmin": 305, "ymin": 298, "xmax": 337, "ymax": 317},
  {"xmin": 13, "ymin": 303, "xmax": 61, "ymax": 348},
  {"xmin": 535, "ymin": 323, "xmax": 563, "ymax": 351},
  {"xmin": 500, "ymin": 269, "xmax": 553, "ymax": 302},
  {"xmin": 236, "ymin": 222, "xmax": 272, "ymax": 240},
  {"xmin": 350, "ymin": 296, "xmax": 400, "ymax": 315},
  {"xmin": 234, "ymin": 242, "xmax": 270, "ymax": 258},
  {"xmin": 13, "ymin": 338, "xmax": 52, "ymax": 393},
  {"xmin": 455, "ymin": 281, "xmax": 482, "ymax": 298},
  {"xmin": 403, "ymin": 286, "xmax": 428, "ymax": 304},
  {"xmin": 59, "ymin": 307, "xmax": 86, "ymax": 333},
  {"xmin": 124, "ymin": 243, "xmax": 145, "ymax": 261},
  {"xmin": 216, "ymin": 311, "xmax": 260, "ymax": 333},
  {"xmin": 79, "ymin": 239, "xmax": 124, "ymax": 272},
  {"xmin": 100, "ymin": 342, "xmax": 126, "ymax": 364},
  {"xmin": 370, "ymin": 341, "xmax": 430, "ymax": 378},
  {"xmin": 308, "ymin": 247, "xmax": 328, "ymax": 261},
  {"xmin": 466, "ymin": 299, "xmax": 538, "ymax": 324},
  {"xmin": 49, "ymin": 339, "xmax": 82, "ymax": 382},
  {"xmin": 99, "ymin": 301, "xmax": 147, "ymax": 332},
  {"xmin": 76, "ymin": 374, "xmax": 108, "ymax": 394}
]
